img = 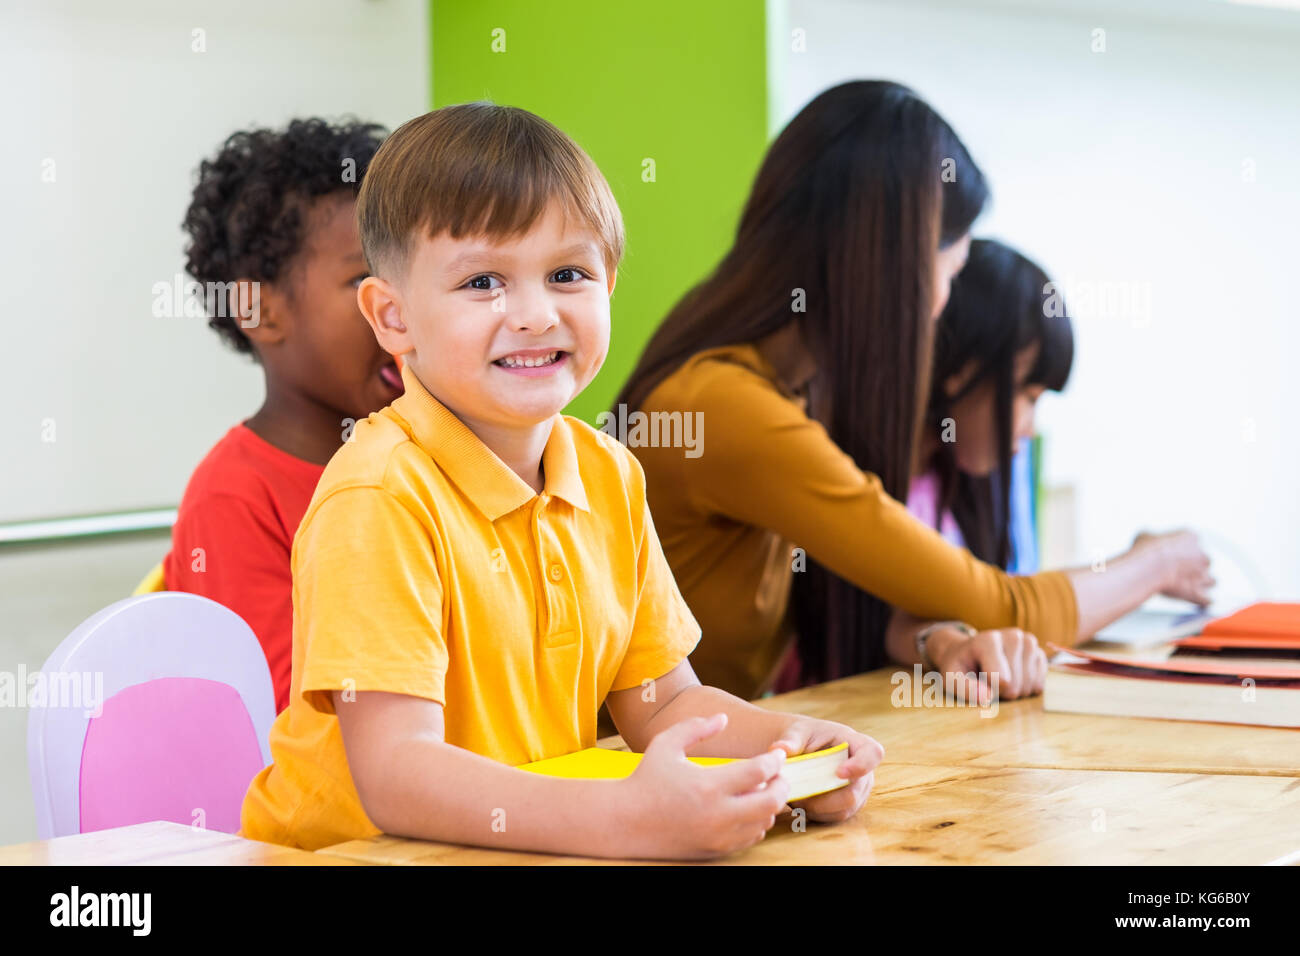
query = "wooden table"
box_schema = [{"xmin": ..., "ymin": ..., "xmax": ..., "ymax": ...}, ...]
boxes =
[
  {"xmin": 750, "ymin": 667, "xmax": 1300, "ymax": 778},
  {"xmin": 314, "ymin": 666, "xmax": 1300, "ymax": 865},
  {"xmin": 11, "ymin": 667, "xmax": 1292, "ymax": 865},
  {"xmin": 317, "ymin": 761, "xmax": 1300, "ymax": 866},
  {"xmin": 0, "ymin": 820, "xmax": 357, "ymax": 866}
]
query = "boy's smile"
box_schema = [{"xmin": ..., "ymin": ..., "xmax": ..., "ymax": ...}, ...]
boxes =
[{"xmin": 492, "ymin": 346, "xmax": 571, "ymax": 375}]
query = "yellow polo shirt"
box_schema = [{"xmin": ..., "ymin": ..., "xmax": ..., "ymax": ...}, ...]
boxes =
[{"xmin": 240, "ymin": 363, "xmax": 700, "ymax": 850}]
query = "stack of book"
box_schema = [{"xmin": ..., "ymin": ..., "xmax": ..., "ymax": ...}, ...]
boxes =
[{"xmin": 1045, "ymin": 603, "xmax": 1300, "ymax": 727}]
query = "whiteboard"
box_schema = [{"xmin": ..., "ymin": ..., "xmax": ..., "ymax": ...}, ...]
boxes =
[{"xmin": 0, "ymin": 0, "xmax": 429, "ymax": 524}]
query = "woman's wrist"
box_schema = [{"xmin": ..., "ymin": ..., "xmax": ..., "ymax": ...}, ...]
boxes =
[
  {"xmin": 1127, "ymin": 535, "xmax": 1175, "ymax": 593},
  {"xmin": 914, "ymin": 621, "xmax": 974, "ymax": 670}
]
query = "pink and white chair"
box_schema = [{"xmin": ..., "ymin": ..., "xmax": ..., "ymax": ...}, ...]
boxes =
[{"xmin": 27, "ymin": 592, "xmax": 275, "ymax": 838}]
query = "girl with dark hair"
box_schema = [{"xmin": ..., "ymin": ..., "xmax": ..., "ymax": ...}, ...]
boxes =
[
  {"xmin": 893, "ymin": 239, "xmax": 1208, "ymax": 701},
  {"xmin": 616, "ymin": 81, "xmax": 1211, "ymax": 703},
  {"xmin": 909, "ymin": 238, "xmax": 1076, "ymax": 566}
]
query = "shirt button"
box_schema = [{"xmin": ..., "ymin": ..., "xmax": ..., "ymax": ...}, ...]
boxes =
[{"xmin": 548, "ymin": 564, "xmax": 563, "ymax": 582}]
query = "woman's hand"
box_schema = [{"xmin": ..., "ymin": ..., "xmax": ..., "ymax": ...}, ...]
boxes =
[
  {"xmin": 927, "ymin": 625, "xmax": 1047, "ymax": 703},
  {"xmin": 1131, "ymin": 530, "xmax": 1215, "ymax": 606}
]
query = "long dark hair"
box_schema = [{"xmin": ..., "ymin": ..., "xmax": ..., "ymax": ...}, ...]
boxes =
[
  {"xmin": 927, "ymin": 239, "xmax": 1074, "ymax": 567},
  {"xmin": 616, "ymin": 81, "xmax": 989, "ymax": 683}
]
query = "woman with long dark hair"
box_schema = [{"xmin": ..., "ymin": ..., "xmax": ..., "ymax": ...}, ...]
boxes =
[{"xmin": 616, "ymin": 81, "xmax": 1211, "ymax": 700}]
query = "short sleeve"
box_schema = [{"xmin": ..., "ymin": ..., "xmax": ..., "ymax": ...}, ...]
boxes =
[
  {"xmin": 295, "ymin": 487, "xmax": 448, "ymax": 714},
  {"xmin": 609, "ymin": 491, "xmax": 702, "ymax": 693}
]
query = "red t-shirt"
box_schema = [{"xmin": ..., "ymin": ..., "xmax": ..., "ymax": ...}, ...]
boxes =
[{"xmin": 163, "ymin": 424, "xmax": 325, "ymax": 713}]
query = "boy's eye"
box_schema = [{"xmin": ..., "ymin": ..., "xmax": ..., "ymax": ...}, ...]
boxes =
[
  {"xmin": 350, "ymin": 273, "xmax": 370, "ymax": 288},
  {"xmin": 465, "ymin": 274, "xmax": 503, "ymax": 291},
  {"xmin": 551, "ymin": 267, "xmax": 587, "ymax": 284}
]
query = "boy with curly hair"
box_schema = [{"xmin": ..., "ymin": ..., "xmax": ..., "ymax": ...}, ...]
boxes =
[{"xmin": 165, "ymin": 118, "xmax": 400, "ymax": 712}]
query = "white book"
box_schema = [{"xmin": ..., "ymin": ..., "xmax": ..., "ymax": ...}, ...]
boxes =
[
  {"xmin": 1044, "ymin": 657, "xmax": 1300, "ymax": 728},
  {"xmin": 1089, "ymin": 607, "xmax": 1218, "ymax": 648}
]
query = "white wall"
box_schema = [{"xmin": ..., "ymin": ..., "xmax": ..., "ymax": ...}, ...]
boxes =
[
  {"xmin": 0, "ymin": 0, "xmax": 428, "ymax": 523},
  {"xmin": 0, "ymin": 0, "xmax": 428, "ymax": 846},
  {"xmin": 777, "ymin": 0, "xmax": 1300, "ymax": 601}
]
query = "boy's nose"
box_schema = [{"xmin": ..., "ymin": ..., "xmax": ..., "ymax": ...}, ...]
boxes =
[{"xmin": 505, "ymin": 290, "xmax": 560, "ymax": 334}]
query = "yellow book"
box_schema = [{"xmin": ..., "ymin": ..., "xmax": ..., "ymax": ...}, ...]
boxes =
[{"xmin": 519, "ymin": 742, "xmax": 851, "ymax": 802}]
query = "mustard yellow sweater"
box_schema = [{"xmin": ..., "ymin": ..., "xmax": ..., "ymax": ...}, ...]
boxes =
[{"xmin": 631, "ymin": 343, "xmax": 1078, "ymax": 699}]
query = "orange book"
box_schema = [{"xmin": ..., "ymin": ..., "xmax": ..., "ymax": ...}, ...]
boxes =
[{"xmin": 1175, "ymin": 602, "xmax": 1300, "ymax": 651}]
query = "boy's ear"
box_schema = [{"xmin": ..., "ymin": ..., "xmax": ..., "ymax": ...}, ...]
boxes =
[
  {"xmin": 357, "ymin": 275, "xmax": 411, "ymax": 355},
  {"xmin": 606, "ymin": 267, "xmax": 617, "ymax": 298},
  {"xmin": 234, "ymin": 278, "xmax": 287, "ymax": 348}
]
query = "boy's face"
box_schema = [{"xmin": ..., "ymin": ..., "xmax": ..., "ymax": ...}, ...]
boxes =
[
  {"xmin": 262, "ymin": 192, "xmax": 404, "ymax": 420},
  {"xmin": 368, "ymin": 200, "xmax": 613, "ymax": 433}
]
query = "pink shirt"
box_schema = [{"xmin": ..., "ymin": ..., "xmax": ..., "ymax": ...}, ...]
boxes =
[{"xmin": 906, "ymin": 470, "xmax": 965, "ymax": 548}]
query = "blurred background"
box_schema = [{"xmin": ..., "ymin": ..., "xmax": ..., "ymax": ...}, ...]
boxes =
[{"xmin": 1, "ymin": 0, "xmax": 1296, "ymax": 843}]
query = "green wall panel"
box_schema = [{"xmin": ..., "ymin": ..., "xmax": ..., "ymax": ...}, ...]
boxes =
[{"xmin": 430, "ymin": 0, "xmax": 769, "ymax": 424}]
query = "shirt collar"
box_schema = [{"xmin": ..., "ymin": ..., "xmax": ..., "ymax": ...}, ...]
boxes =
[{"xmin": 388, "ymin": 361, "xmax": 590, "ymax": 520}]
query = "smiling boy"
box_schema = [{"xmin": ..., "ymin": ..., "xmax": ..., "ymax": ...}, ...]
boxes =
[{"xmin": 239, "ymin": 103, "xmax": 883, "ymax": 860}]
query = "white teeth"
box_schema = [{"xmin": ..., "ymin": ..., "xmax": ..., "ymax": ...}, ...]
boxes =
[{"xmin": 498, "ymin": 351, "xmax": 559, "ymax": 368}]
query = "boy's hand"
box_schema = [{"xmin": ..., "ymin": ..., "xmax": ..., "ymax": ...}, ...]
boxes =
[
  {"xmin": 771, "ymin": 718, "xmax": 884, "ymax": 824},
  {"xmin": 621, "ymin": 713, "xmax": 790, "ymax": 860}
]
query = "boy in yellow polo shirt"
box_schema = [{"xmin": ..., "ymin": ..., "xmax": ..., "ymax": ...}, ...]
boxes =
[{"xmin": 239, "ymin": 103, "xmax": 883, "ymax": 859}]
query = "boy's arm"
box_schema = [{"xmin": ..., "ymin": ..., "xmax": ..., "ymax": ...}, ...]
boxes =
[
  {"xmin": 333, "ymin": 688, "xmax": 790, "ymax": 860},
  {"xmin": 607, "ymin": 659, "xmax": 798, "ymax": 757},
  {"xmin": 335, "ymin": 689, "xmax": 633, "ymax": 858}
]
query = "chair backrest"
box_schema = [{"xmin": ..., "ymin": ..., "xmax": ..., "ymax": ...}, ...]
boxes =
[{"xmin": 27, "ymin": 592, "xmax": 275, "ymax": 838}]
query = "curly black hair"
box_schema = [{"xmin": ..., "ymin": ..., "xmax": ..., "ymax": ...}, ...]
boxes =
[{"xmin": 182, "ymin": 117, "xmax": 387, "ymax": 357}]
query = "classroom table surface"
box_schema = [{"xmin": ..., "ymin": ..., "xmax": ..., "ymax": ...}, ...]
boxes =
[
  {"xmin": 8, "ymin": 665, "xmax": 1297, "ymax": 866},
  {"xmin": 0, "ymin": 821, "xmax": 358, "ymax": 866},
  {"xmin": 312, "ymin": 664, "xmax": 1300, "ymax": 866},
  {"xmin": 316, "ymin": 761, "xmax": 1300, "ymax": 866},
  {"xmin": 745, "ymin": 665, "xmax": 1300, "ymax": 778}
]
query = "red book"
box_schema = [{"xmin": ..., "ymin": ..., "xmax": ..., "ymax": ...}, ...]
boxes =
[{"xmin": 1047, "ymin": 643, "xmax": 1300, "ymax": 681}]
